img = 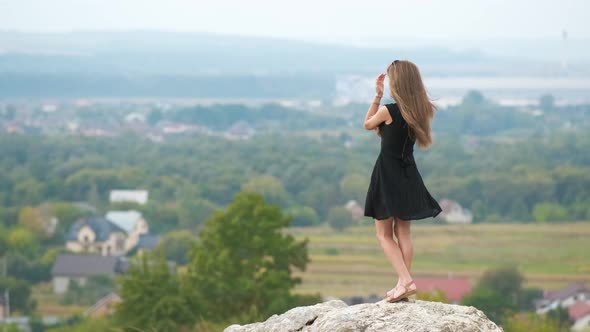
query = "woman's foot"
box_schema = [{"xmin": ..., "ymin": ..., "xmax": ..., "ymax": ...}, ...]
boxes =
[
  {"xmin": 384, "ymin": 280, "xmax": 410, "ymax": 297},
  {"xmin": 384, "ymin": 279, "xmax": 416, "ymax": 303}
]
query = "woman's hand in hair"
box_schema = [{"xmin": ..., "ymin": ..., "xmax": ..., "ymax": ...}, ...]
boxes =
[{"xmin": 375, "ymin": 73, "xmax": 386, "ymax": 97}]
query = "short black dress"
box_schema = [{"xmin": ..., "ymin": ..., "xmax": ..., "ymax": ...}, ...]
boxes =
[{"xmin": 364, "ymin": 103, "xmax": 442, "ymax": 221}]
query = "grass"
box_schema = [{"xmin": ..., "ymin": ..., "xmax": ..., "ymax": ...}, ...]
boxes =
[
  {"xmin": 287, "ymin": 222, "xmax": 590, "ymax": 298},
  {"xmin": 32, "ymin": 282, "xmax": 86, "ymax": 318}
]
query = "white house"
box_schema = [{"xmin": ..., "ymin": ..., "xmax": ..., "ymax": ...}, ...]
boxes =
[
  {"xmin": 437, "ymin": 199, "xmax": 473, "ymax": 224},
  {"xmin": 124, "ymin": 112, "xmax": 146, "ymax": 123},
  {"xmin": 105, "ymin": 210, "xmax": 149, "ymax": 251},
  {"xmin": 66, "ymin": 216, "xmax": 128, "ymax": 256},
  {"xmin": 109, "ymin": 190, "xmax": 149, "ymax": 205},
  {"xmin": 345, "ymin": 200, "xmax": 364, "ymax": 220},
  {"xmin": 66, "ymin": 210, "xmax": 151, "ymax": 256}
]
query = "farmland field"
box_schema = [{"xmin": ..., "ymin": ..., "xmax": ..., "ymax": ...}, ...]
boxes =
[{"xmin": 287, "ymin": 222, "xmax": 590, "ymax": 298}]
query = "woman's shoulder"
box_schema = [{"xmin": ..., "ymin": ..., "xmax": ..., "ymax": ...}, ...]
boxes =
[
  {"xmin": 384, "ymin": 102, "xmax": 399, "ymax": 110},
  {"xmin": 384, "ymin": 103, "xmax": 400, "ymax": 118}
]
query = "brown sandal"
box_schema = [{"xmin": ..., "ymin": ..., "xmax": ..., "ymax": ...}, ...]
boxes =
[
  {"xmin": 383, "ymin": 288, "xmax": 409, "ymax": 300},
  {"xmin": 385, "ymin": 280, "xmax": 416, "ymax": 303}
]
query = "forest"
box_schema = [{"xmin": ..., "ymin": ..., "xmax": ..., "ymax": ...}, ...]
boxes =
[{"xmin": 0, "ymin": 92, "xmax": 588, "ymax": 331}]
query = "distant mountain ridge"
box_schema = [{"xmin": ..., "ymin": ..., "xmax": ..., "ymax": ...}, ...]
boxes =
[
  {"xmin": 0, "ymin": 31, "xmax": 578, "ymax": 98},
  {"xmin": 0, "ymin": 30, "xmax": 518, "ymax": 76}
]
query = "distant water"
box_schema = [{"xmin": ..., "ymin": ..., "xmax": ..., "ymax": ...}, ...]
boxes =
[{"xmin": 336, "ymin": 76, "xmax": 590, "ymax": 107}]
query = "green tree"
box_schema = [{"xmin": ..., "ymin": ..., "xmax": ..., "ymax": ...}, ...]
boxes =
[
  {"xmin": 477, "ymin": 265, "xmax": 524, "ymax": 306},
  {"xmin": 545, "ymin": 306, "xmax": 573, "ymax": 331},
  {"xmin": 518, "ymin": 286, "xmax": 543, "ymax": 311},
  {"xmin": 241, "ymin": 175, "xmax": 290, "ymax": 207},
  {"xmin": 50, "ymin": 201, "xmax": 86, "ymax": 237},
  {"xmin": 13, "ymin": 178, "xmax": 44, "ymax": 205},
  {"xmin": 156, "ymin": 230, "xmax": 195, "ymax": 265},
  {"xmin": 503, "ymin": 311, "xmax": 569, "ymax": 332},
  {"xmin": 185, "ymin": 191, "xmax": 311, "ymax": 323},
  {"xmin": 533, "ymin": 202, "xmax": 567, "ymax": 222},
  {"xmin": 178, "ymin": 198, "xmax": 218, "ymax": 230},
  {"xmin": 7, "ymin": 227, "xmax": 39, "ymax": 258},
  {"xmin": 339, "ymin": 174, "xmax": 367, "ymax": 203},
  {"xmin": 0, "ymin": 276, "xmax": 36, "ymax": 314},
  {"xmin": 286, "ymin": 206, "xmax": 320, "ymax": 227},
  {"xmin": 18, "ymin": 206, "xmax": 47, "ymax": 238},
  {"xmin": 327, "ymin": 206, "xmax": 355, "ymax": 231},
  {"xmin": 115, "ymin": 252, "xmax": 194, "ymax": 331},
  {"xmin": 462, "ymin": 266, "xmax": 525, "ymax": 325},
  {"xmin": 462, "ymin": 287, "xmax": 512, "ymax": 325}
]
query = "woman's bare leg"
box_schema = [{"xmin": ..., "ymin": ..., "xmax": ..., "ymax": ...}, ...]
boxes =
[
  {"xmin": 393, "ymin": 217, "xmax": 414, "ymax": 287},
  {"xmin": 374, "ymin": 217, "xmax": 413, "ymax": 287}
]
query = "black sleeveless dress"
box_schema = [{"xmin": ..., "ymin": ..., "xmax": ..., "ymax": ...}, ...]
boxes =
[{"xmin": 364, "ymin": 103, "xmax": 442, "ymax": 221}]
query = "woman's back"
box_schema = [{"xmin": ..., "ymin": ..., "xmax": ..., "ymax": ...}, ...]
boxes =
[{"xmin": 379, "ymin": 103, "xmax": 414, "ymax": 158}]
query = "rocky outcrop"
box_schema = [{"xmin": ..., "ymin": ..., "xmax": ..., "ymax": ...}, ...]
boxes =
[{"xmin": 224, "ymin": 299, "xmax": 502, "ymax": 332}]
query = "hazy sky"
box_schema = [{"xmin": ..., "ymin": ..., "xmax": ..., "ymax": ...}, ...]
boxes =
[{"xmin": 1, "ymin": 0, "xmax": 588, "ymax": 44}]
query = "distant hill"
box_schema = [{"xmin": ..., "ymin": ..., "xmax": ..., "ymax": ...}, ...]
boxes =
[
  {"xmin": 0, "ymin": 31, "xmax": 495, "ymax": 75},
  {"xmin": 0, "ymin": 31, "xmax": 567, "ymax": 98}
]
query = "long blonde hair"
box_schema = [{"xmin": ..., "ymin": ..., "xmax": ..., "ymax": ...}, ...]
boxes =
[{"xmin": 387, "ymin": 60, "xmax": 436, "ymax": 148}]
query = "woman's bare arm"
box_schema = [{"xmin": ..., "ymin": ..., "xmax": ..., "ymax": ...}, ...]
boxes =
[
  {"xmin": 364, "ymin": 104, "xmax": 389, "ymax": 130},
  {"xmin": 363, "ymin": 73, "xmax": 392, "ymax": 130}
]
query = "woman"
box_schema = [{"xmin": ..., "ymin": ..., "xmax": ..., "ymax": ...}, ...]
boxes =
[{"xmin": 363, "ymin": 60, "xmax": 442, "ymax": 303}]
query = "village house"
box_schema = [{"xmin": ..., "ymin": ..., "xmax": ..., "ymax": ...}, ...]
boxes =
[
  {"xmin": 535, "ymin": 282, "xmax": 590, "ymax": 330},
  {"xmin": 105, "ymin": 210, "xmax": 150, "ymax": 251},
  {"xmin": 66, "ymin": 216, "xmax": 128, "ymax": 256},
  {"xmin": 345, "ymin": 200, "xmax": 364, "ymax": 220},
  {"xmin": 109, "ymin": 189, "xmax": 149, "ymax": 205},
  {"xmin": 66, "ymin": 210, "xmax": 151, "ymax": 256},
  {"xmin": 51, "ymin": 254, "xmax": 128, "ymax": 294},
  {"xmin": 570, "ymin": 300, "xmax": 590, "ymax": 331},
  {"xmin": 437, "ymin": 199, "xmax": 473, "ymax": 224},
  {"xmin": 536, "ymin": 282, "xmax": 590, "ymax": 314},
  {"xmin": 413, "ymin": 276, "xmax": 473, "ymax": 304}
]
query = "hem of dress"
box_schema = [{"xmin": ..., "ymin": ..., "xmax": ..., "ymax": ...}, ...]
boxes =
[{"xmin": 364, "ymin": 208, "xmax": 442, "ymax": 221}]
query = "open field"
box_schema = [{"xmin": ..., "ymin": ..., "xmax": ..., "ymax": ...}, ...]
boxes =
[{"xmin": 288, "ymin": 222, "xmax": 590, "ymax": 298}]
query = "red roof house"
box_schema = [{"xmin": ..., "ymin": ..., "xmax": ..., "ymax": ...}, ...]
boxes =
[{"xmin": 415, "ymin": 277, "xmax": 473, "ymax": 303}]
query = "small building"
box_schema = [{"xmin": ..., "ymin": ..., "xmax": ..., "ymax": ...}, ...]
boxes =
[
  {"xmin": 224, "ymin": 121, "xmax": 255, "ymax": 140},
  {"xmin": 345, "ymin": 200, "xmax": 364, "ymax": 220},
  {"xmin": 66, "ymin": 217, "xmax": 128, "ymax": 256},
  {"xmin": 536, "ymin": 282, "xmax": 589, "ymax": 314},
  {"xmin": 109, "ymin": 190, "xmax": 149, "ymax": 205},
  {"xmin": 84, "ymin": 292, "xmax": 122, "ymax": 318},
  {"xmin": 124, "ymin": 112, "xmax": 146, "ymax": 123},
  {"xmin": 437, "ymin": 199, "xmax": 473, "ymax": 224},
  {"xmin": 51, "ymin": 254, "xmax": 127, "ymax": 294},
  {"xmin": 66, "ymin": 211, "xmax": 150, "ymax": 256},
  {"xmin": 136, "ymin": 234, "xmax": 160, "ymax": 253},
  {"xmin": 570, "ymin": 300, "xmax": 590, "ymax": 331},
  {"xmin": 105, "ymin": 210, "xmax": 150, "ymax": 251}
]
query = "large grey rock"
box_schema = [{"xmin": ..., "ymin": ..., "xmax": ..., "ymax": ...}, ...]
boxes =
[{"xmin": 224, "ymin": 299, "xmax": 503, "ymax": 332}]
